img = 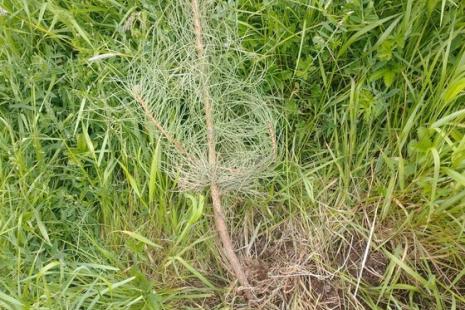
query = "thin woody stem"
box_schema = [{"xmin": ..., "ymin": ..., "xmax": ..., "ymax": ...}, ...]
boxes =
[
  {"xmin": 268, "ymin": 122, "xmax": 277, "ymax": 161},
  {"xmin": 190, "ymin": 0, "xmax": 253, "ymax": 300},
  {"xmin": 190, "ymin": 0, "xmax": 215, "ymax": 166}
]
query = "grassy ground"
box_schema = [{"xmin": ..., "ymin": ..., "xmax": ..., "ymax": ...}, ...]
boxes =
[{"xmin": 1, "ymin": 0, "xmax": 465, "ymax": 309}]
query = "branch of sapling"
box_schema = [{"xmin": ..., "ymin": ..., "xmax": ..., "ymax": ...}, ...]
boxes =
[{"xmin": 131, "ymin": 85, "xmax": 195, "ymax": 163}]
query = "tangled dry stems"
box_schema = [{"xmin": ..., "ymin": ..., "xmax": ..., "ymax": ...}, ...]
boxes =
[{"xmin": 230, "ymin": 220, "xmax": 344, "ymax": 310}]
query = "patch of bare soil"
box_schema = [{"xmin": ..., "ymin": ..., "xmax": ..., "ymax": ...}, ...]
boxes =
[
  {"xmin": 343, "ymin": 237, "xmax": 387, "ymax": 286},
  {"xmin": 239, "ymin": 222, "xmax": 344, "ymax": 310}
]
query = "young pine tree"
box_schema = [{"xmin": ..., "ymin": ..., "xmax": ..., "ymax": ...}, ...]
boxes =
[{"xmin": 127, "ymin": 0, "xmax": 278, "ymax": 300}]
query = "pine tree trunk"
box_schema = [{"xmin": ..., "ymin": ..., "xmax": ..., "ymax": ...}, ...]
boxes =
[{"xmin": 190, "ymin": 0, "xmax": 252, "ymax": 300}]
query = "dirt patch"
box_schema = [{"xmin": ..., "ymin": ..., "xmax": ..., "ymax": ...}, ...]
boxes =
[
  {"xmin": 239, "ymin": 221, "xmax": 344, "ymax": 309},
  {"xmin": 343, "ymin": 237, "xmax": 387, "ymax": 286},
  {"xmin": 310, "ymin": 278, "xmax": 342, "ymax": 309}
]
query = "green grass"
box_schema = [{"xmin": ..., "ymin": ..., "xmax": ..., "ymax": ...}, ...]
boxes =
[{"xmin": 1, "ymin": 0, "xmax": 465, "ymax": 309}]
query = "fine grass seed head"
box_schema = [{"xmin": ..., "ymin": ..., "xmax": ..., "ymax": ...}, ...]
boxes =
[{"xmin": 126, "ymin": 2, "xmax": 277, "ymax": 194}]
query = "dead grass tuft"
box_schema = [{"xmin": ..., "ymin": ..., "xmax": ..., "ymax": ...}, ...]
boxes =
[{"xmin": 236, "ymin": 220, "xmax": 345, "ymax": 309}]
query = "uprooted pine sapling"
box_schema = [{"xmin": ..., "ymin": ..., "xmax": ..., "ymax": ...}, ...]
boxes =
[{"xmin": 127, "ymin": 0, "xmax": 277, "ymax": 300}]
